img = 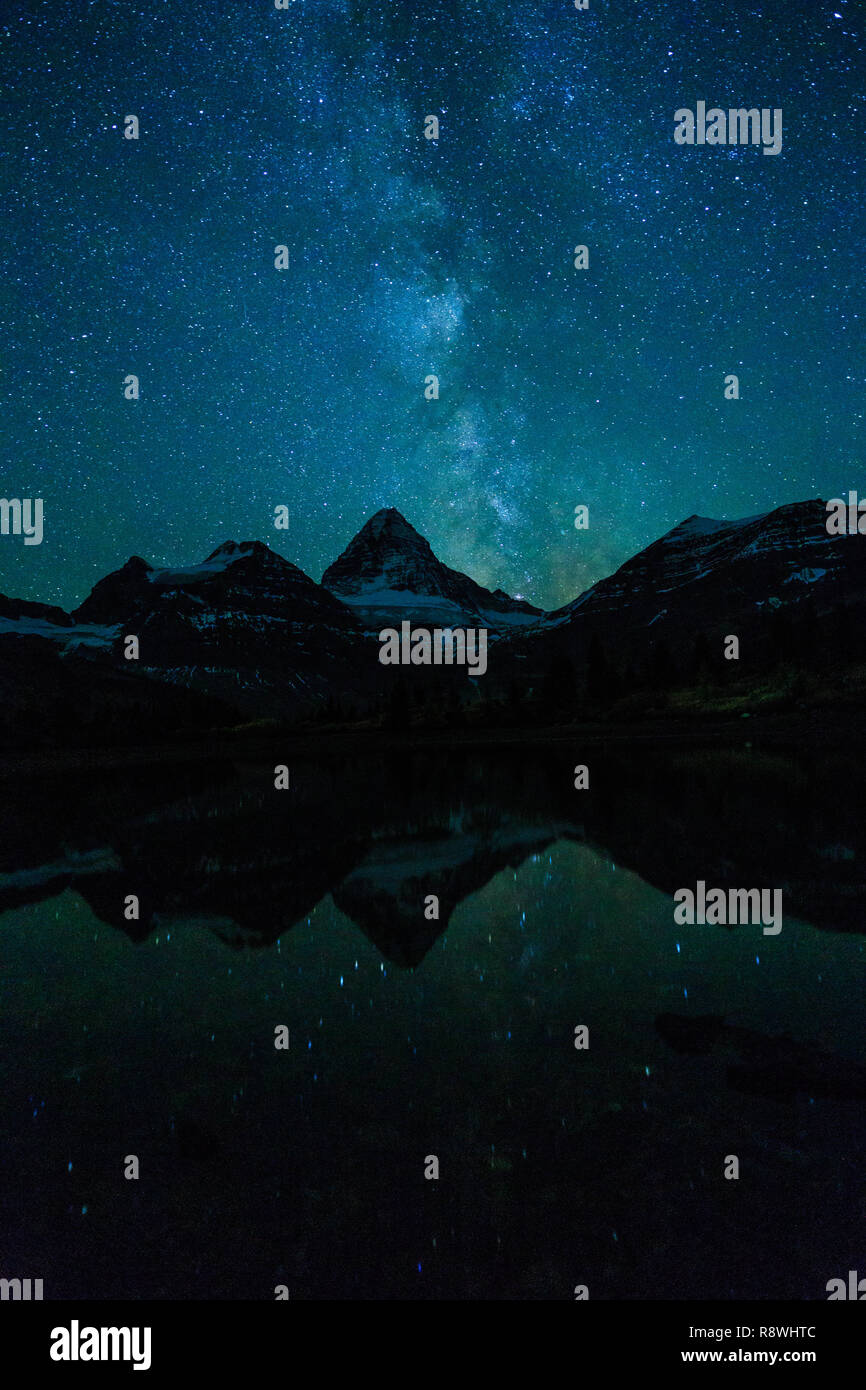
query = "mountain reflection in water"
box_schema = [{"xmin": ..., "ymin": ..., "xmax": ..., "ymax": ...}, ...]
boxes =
[{"xmin": 0, "ymin": 742, "xmax": 863, "ymax": 1299}]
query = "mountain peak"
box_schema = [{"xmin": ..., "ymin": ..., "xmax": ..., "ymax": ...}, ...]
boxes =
[
  {"xmin": 205, "ymin": 540, "xmax": 272, "ymax": 562},
  {"xmin": 322, "ymin": 508, "xmax": 543, "ymax": 628},
  {"xmin": 72, "ymin": 554, "xmax": 153, "ymax": 623},
  {"xmin": 322, "ymin": 509, "xmax": 441, "ymax": 600},
  {"xmin": 669, "ymin": 511, "xmax": 768, "ymax": 539},
  {"xmin": 360, "ymin": 508, "xmax": 423, "ymax": 542}
]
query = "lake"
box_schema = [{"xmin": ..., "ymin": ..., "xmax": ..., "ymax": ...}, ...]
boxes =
[{"xmin": 0, "ymin": 739, "xmax": 863, "ymax": 1299}]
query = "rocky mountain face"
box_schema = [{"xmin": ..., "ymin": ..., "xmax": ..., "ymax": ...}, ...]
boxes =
[
  {"xmin": 321, "ymin": 508, "xmax": 543, "ymax": 633},
  {"xmin": 74, "ymin": 539, "xmax": 374, "ymax": 718},
  {"xmin": 500, "ymin": 499, "xmax": 866, "ymax": 693},
  {"xmin": 0, "ymin": 539, "xmax": 375, "ymax": 738},
  {"xmin": 0, "ymin": 497, "xmax": 864, "ymax": 743},
  {"xmin": 550, "ymin": 500, "xmax": 865, "ymax": 644}
]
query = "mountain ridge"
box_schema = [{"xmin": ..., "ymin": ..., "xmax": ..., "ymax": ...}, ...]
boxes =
[{"xmin": 1, "ymin": 495, "xmax": 864, "ymax": 741}]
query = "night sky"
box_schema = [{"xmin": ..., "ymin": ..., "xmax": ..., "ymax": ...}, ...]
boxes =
[{"xmin": 2, "ymin": 0, "xmax": 863, "ymax": 613}]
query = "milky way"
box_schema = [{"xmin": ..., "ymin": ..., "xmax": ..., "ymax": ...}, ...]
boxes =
[{"xmin": 2, "ymin": 0, "xmax": 863, "ymax": 611}]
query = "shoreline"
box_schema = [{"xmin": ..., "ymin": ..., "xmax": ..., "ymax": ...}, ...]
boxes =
[{"xmin": 0, "ymin": 708, "xmax": 861, "ymax": 779}]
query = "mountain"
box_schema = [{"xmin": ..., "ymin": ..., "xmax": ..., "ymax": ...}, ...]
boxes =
[
  {"xmin": 0, "ymin": 540, "xmax": 378, "ymax": 742},
  {"xmin": 74, "ymin": 540, "xmax": 350, "ymax": 630},
  {"xmin": 1, "ymin": 497, "xmax": 864, "ymax": 746},
  {"xmin": 550, "ymin": 500, "xmax": 865, "ymax": 639},
  {"xmin": 68, "ymin": 539, "xmax": 372, "ymax": 718},
  {"xmin": 521, "ymin": 499, "xmax": 866, "ymax": 689},
  {"xmin": 321, "ymin": 508, "xmax": 543, "ymax": 633},
  {"xmin": 71, "ymin": 554, "xmax": 154, "ymax": 626}
]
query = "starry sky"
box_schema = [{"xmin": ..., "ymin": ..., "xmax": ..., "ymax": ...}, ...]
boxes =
[{"xmin": 2, "ymin": 0, "xmax": 863, "ymax": 612}]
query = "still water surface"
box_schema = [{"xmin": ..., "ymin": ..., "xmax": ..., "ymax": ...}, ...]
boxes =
[{"xmin": 0, "ymin": 743, "xmax": 863, "ymax": 1298}]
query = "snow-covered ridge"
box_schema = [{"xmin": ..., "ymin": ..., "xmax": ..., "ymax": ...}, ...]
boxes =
[
  {"xmin": 147, "ymin": 541, "xmax": 274, "ymax": 587},
  {"xmin": 669, "ymin": 512, "xmax": 768, "ymax": 539},
  {"xmin": 0, "ymin": 615, "xmax": 120, "ymax": 649}
]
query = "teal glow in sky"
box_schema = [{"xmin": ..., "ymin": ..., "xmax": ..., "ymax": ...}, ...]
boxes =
[{"xmin": 1, "ymin": 0, "xmax": 863, "ymax": 611}]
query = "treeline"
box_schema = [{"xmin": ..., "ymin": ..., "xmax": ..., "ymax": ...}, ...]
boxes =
[
  {"xmin": 0, "ymin": 637, "xmax": 236, "ymax": 750},
  {"xmin": 336, "ymin": 601, "xmax": 866, "ymax": 730}
]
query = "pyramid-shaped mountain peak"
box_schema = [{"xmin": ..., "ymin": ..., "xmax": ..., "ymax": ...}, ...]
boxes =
[
  {"xmin": 322, "ymin": 509, "xmax": 445, "ymax": 599},
  {"xmin": 321, "ymin": 509, "xmax": 544, "ymax": 629},
  {"xmin": 360, "ymin": 508, "xmax": 426, "ymax": 541}
]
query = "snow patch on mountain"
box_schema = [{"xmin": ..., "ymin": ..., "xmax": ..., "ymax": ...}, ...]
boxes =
[
  {"xmin": 0, "ymin": 615, "xmax": 120, "ymax": 649},
  {"xmin": 784, "ymin": 567, "xmax": 828, "ymax": 585},
  {"xmin": 671, "ymin": 512, "xmax": 768, "ymax": 540},
  {"xmin": 149, "ymin": 541, "xmax": 277, "ymax": 587},
  {"xmin": 338, "ymin": 585, "xmax": 458, "ymax": 609}
]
